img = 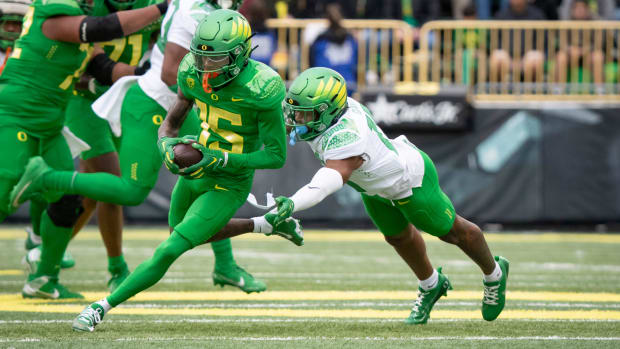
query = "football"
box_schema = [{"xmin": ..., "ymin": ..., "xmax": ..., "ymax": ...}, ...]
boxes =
[{"xmin": 173, "ymin": 141, "xmax": 203, "ymax": 169}]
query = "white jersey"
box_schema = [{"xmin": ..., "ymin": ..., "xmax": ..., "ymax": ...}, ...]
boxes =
[
  {"xmin": 308, "ymin": 97, "xmax": 425, "ymax": 200},
  {"xmin": 138, "ymin": 0, "xmax": 216, "ymax": 110}
]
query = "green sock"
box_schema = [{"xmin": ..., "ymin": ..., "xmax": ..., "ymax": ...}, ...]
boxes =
[
  {"xmin": 107, "ymin": 231, "xmax": 191, "ymax": 307},
  {"xmin": 35, "ymin": 211, "xmax": 72, "ymax": 278},
  {"xmin": 212, "ymin": 238, "xmax": 236, "ymax": 271},
  {"xmin": 29, "ymin": 198, "xmax": 47, "ymax": 237},
  {"xmin": 43, "ymin": 171, "xmax": 149, "ymax": 206},
  {"xmin": 108, "ymin": 254, "xmax": 127, "ymax": 273}
]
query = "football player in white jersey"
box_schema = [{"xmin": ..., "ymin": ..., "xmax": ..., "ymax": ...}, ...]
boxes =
[{"xmin": 274, "ymin": 67, "xmax": 510, "ymax": 324}]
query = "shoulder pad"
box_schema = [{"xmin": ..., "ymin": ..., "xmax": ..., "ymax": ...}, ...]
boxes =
[
  {"xmin": 177, "ymin": 54, "xmax": 199, "ymax": 97},
  {"xmin": 238, "ymin": 61, "xmax": 285, "ymax": 110}
]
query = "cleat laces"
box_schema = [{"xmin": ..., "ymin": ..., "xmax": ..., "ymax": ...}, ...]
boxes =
[
  {"xmin": 483, "ymin": 284, "xmax": 500, "ymax": 305},
  {"xmin": 78, "ymin": 307, "xmax": 102, "ymax": 326},
  {"xmin": 412, "ymin": 289, "xmax": 431, "ymax": 314}
]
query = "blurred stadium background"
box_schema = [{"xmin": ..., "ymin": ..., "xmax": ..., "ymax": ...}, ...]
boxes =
[{"xmin": 3, "ymin": 0, "xmax": 620, "ymax": 347}]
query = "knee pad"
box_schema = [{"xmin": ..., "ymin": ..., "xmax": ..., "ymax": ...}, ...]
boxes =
[{"xmin": 46, "ymin": 195, "xmax": 84, "ymax": 228}]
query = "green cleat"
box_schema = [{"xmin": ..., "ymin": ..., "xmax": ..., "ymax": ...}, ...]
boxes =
[
  {"xmin": 213, "ymin": 266, "xmax": 266, "ymax": 293},
  {"xmin": 107, "ymin": 267, "xmax": 130, "ymax": 293},
  {"xmin": 72, "ymin": 303, "xmax": 105, "ymax": 332},
  {"xmin": 405, "ymin": 268, "xmax": 452, "ymax": 325},
  {"xmin": 9, "ymin": 156, "xmax": 51, "ymax": 211},
  {"xmin": 482, "ymin": 256, "xmax": 510, "ymax": 321},
  {"xmin": 22, "ymin": 246, "xmax": 75, "ymax": 274},
  {"xmin": 24, "ymin": 226, "xmax": 41, "ymax": 250},
  {"xmin": 264, "ymin": 213, "xmax": 304, "ymax": 246},
  {"xmin": 22, "ymin": 275, "xmax": 84, "ymax": 299}
]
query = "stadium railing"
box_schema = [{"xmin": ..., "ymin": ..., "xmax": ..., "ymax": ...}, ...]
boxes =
[
  {"xmin": 265, "ymin": 18, "xmax": 415, "ymax": 89},
  {"xmin": 417, "ymin": 20, "xmax": 620, "ymax": 102}
]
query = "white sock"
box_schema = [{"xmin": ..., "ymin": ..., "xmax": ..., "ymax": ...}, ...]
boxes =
[
  {"xmin": 419, "ymin": 269, "xmax": 439, "ymax": 291},
  {"xmin": 251, "ymin": 216, "xmax": 272, "ymax": 234},
  {"xmin": 483, "ymin": 261, "xmax": 502, "ymax": 283},
  {"xmin": 96, "ymin": 298, "xmax": 112, "ymax": 314}
]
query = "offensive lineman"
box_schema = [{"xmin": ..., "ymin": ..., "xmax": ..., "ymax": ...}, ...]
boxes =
[{"xmin": 272, "ymin": 67, "xmax": 510, "ymax": 324}]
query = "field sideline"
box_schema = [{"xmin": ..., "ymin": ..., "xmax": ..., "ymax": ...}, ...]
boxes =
[{"xmin": 1, "ymin": 227, "xmax": 619, "ymax": 348}]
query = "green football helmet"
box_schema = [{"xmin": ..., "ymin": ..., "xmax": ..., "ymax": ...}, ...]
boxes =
[
  {"xmin": 284, "ymin": 67, "xmax": 348, "ymax": 141},
  {"xmin": 190, "ymin": 9, "xmax": 252, "ymax": 89},
  {"xmin": 0, "ymin": 0, "xmax": 30, "ymax": 52},
  {"xmin": 207, "ymin": 0, "xmax": 244, "ymax": 10}
]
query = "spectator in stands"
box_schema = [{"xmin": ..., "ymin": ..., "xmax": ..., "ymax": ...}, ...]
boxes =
[
  {"xmin": 489, "ymin": 0, "xmax": 546, "ymax": 84},
  {"xmin": 559, "ymin": 0, "xmax": 615, "ymax": 20},
  {"xmin": 476, "ymin": 0, "xmax": 509, "ymax": 19},
  {"xmin": 310, "ymin": 2, "xmax": 358, "ymax": 93},
  {"xmin": 532, "ymin": 0, "xmax": 561, "ymax": 19},
  {"xmin": 242, "ymin": 0, "xmax": 277, "ymax": 66},
  {"xmin": 555, "ymin": 0, "xmax": 605, "ymax": 86}
]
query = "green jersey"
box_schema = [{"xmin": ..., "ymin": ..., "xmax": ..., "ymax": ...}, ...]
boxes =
[
  {"xmin": 79, "ymin": 0, "xmax": 160, "ymax": 100},
  {"xmin": 0, "ymin": 0, "xmax": 92, "ymax": 137},
  {"xmin": 177, "ymin": 55, "xmax": 287, "ymax": 178}
]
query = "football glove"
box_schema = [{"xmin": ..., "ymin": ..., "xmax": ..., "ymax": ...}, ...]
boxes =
[
  {"xmin": 273, "ymin": 196, "xmax": 295, "ymax": 226},
  {"xmin": 180, "ymin": 143, "xmax": 228, "ymax": 179},
  {"xmin": 157, "ymin": 135, "xmax": 196, "ymax": 175}
]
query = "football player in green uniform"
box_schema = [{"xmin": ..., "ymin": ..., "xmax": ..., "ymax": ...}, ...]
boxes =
[
  {"xmin": 21, "ymin": 0, "xmax": 160, "ymax": 292},
  {"xmin": 0, "ymin": 0, "xmax": 30, "ymax": 72},
  {"xmin": 18, "ymin": 0, "xmax": 271, "ymax": 294},
  {"xmin": 271, "ymin": 67, "xmax": 509, "ymax": 323},
  {"xmin": 69, "ymin": 10, "xmax": 293, "ymax": 332},
  {"xmin": 0, "ymin": 0, "xmax": 169, "ymax": 299}
]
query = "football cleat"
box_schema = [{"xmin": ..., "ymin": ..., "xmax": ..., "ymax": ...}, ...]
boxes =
[
  {"xmin": 264, "ymin": 213, "xmax": 304, "ymax": 246},
  {"xmin": 9, "ymin": 156, "xmax": 51, "ymax": 210},
  {"xmin": 405, "ymin": 268, "xmax": 452, "ymax": 325},
  {"xmin": 22, "ymin": 275, "xmax": 83, "ymax": 299},
  {"xmin": 213, "ymin": 266, "xmax": 266, "ymax": 293},
  {"xmin": 22, "ymin": 246, "xmax": 75, "ymax": 274},
  {"xmin": 72, "ymin": 303, "xmax": 105, "ymax": 332},
  {"xmin": 482, "ymin": 256, "xmax": 510, "ymax": 321},
  {"xmin": 107, "ymin": 267, "xmax": 130, "ymax": 293},
  {"xmin": 24, "ymin": 226, "xmax": 41, "ymax": 250}
]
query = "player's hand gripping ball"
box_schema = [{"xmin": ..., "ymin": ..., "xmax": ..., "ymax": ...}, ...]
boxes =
[
  {"xmin": 173, "ymin": 141, "xmax": 203, "ymax": 169},
  {"xmin": 158, "ymin": 136, "xmax": 201, "ymax": 175}
]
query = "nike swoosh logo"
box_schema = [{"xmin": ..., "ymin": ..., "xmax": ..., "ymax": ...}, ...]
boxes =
[
  {"xmin": 214, "ymin": 184, "xmax": 228, "ymax": 191},
  {"xmin": 218, "ymin": 275, "xmax": 245, "ymax": 287},
  {"xmin": 397, "ymin": 200, "xmax": 410, "ymax": 205},
  {"xmin": 39, "ymin": 288, "xmax": 60, "ymax": 299},
  {"xmin": 231, "ymin": 97, "xmax": 243, "ymax": 102},
  {"xmin": 12, "ymin": 181, "xmax": 31, "ymax": 208},
  {"xmin": 308, "ymin": 186, "xmax": 320, "ymax": 190}
]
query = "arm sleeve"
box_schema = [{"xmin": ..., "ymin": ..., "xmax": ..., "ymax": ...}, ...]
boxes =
[
  {"xmin": 289, "ymin": 167, "xmax": 344, "ymax": 212},
  {"xmin": 227, "ymin": 107, "xmax": 287, "ymax": 169}
]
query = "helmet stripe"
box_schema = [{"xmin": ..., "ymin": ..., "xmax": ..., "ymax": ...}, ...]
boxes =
[
  {"xmin": 328, "ymin": 80, "xmax": 342, "ymax": 99},
  {"xmin": 334, "ymin": 87, "xmax": 347, "ymax": 107},
  {"xmin": 314, "ymin": 80, "xmax": 326, "ymax": 97},
  {"xmin": 322, "ymin": 77, "xmax": 335, "ymax": 98}
]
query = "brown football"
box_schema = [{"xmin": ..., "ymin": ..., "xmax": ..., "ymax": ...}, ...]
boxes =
[{"xmin": 173, "ymin": 141, "xmax": 203, "ymax": 169}]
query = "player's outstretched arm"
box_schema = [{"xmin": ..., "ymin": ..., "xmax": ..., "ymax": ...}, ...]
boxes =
[
  {"xmin": 41, "ymin": 0, "xmax": 168, "ymax": 43},
  {"xmin": 272, "ymin": 157, "xmax": 363, "ymax": 225}
]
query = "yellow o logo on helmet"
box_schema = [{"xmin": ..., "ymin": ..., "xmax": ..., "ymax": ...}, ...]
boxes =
[
  {"xmin": 201, "ymin": 44, "xmax": 207, "ymax": 51},
  {"xmin": 152, "ymin": 114, "xmax": 163, "ymax": 125},
  {"xmin": 17, "ymin": 131, "xmax": 27, "ymax": 142}
]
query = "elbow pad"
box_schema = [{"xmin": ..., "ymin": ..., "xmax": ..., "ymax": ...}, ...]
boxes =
[
  {"xmin": 79, "ymin": 14, "xmax": 124, "ymax": 43},
  {"xmin": 86, "ymin": 53, "xmax": 116, "ymax": 86}
]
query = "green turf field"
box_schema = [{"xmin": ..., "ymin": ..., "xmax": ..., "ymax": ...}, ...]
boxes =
[{"xmin": 1, "ymin": 227, "xmax": 619, "ymax": 348}]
